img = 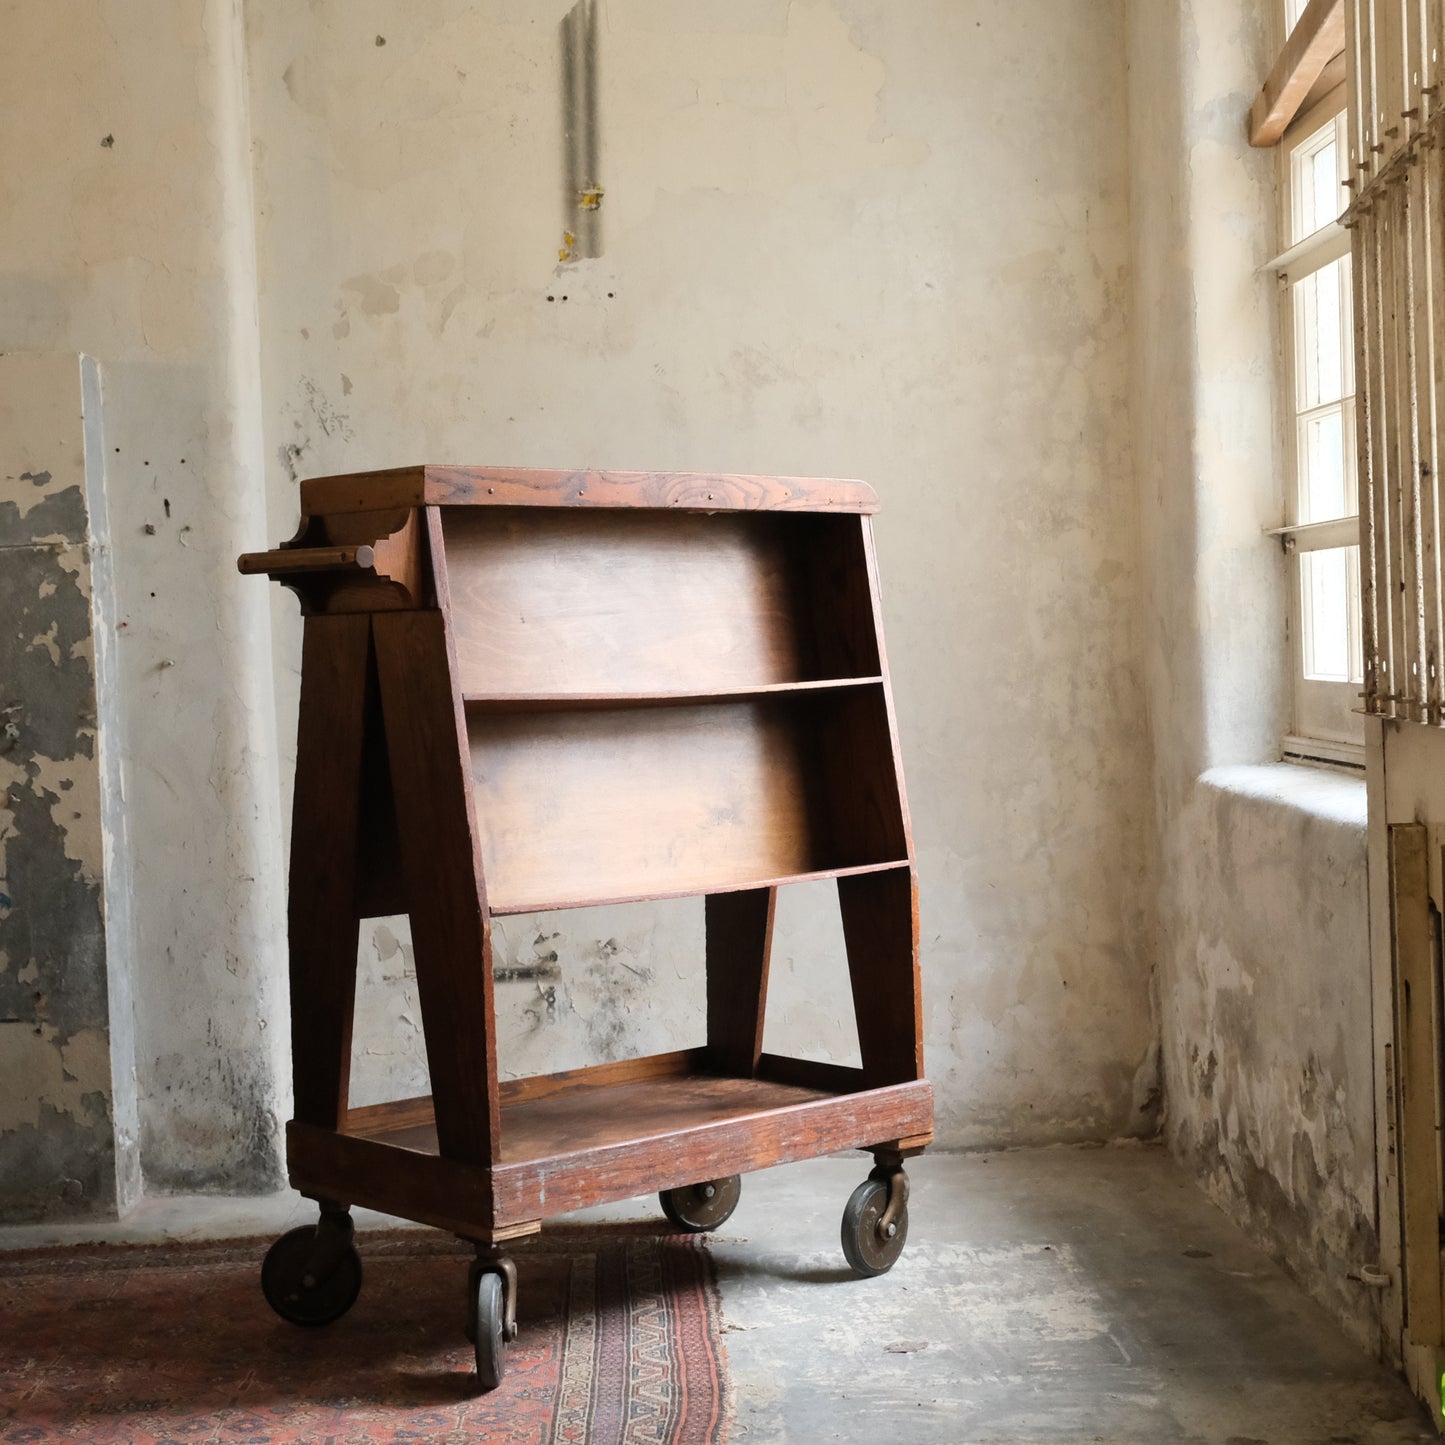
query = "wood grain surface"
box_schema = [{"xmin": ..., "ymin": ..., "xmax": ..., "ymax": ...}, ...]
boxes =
[
  {"xmin": 374, "ymin": 609, "xmax": 499, "ymax": 1163},
  {"xmin": 442, "ymin": 509, "xmax": 870, "ymax": 695},
  {"xmin": 287, "ymin": 614, "xmax": 372, "ymax": 1130},
  {"xmin": 299, "ymin": 1069, "xmax": 933, "ymax": 1232},
  {"xmin": 467, "ymin": 694, "xmax": 907, "ymax": 913},
  {"xmin": 300, "ymin": 465, "xmax": 880, "ymax": 517}
]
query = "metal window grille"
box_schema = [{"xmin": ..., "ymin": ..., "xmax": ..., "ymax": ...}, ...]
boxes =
[{"xmin": 1348, "ymin": 0, "xmax": 1445, "ymax": 723}]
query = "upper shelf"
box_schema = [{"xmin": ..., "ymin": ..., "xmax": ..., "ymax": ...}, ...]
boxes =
[
  {"xmin": 300, "ymin": 465, "xmax": 880, "ymax": 518},
  {"xmin": 440, "ymin": 507, "xmax": 882, "ymax": 696}
]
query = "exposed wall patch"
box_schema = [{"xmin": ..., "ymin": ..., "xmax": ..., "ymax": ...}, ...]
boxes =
[{"xmin": 560, "ymin": 0, "xmax": 602, "ymax": 262}]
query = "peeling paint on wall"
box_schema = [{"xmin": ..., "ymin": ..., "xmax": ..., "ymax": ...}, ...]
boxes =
[
  {"xmin": 1165, "ymin": 769, "xmax": 1378, "ymax": 1352},
  {"xmin": 0, "ymin": 356, "xmax": 135, "ymax": 1221}
]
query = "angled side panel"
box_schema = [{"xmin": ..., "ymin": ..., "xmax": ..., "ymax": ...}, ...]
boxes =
[
  {"xmin": 288, "ymin": 612, "xmax": 372, "ymax": 1130},
  {"xmin": 373, "ymin": 602, "xmax": 499, "ymax": 1166},
  {"xmin": 857, "ymin": 517, "xmax": 917, "ymax": 863}
]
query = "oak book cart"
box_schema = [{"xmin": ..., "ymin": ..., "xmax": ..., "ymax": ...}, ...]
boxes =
[{"xmin": 239, "ymin": 466, "xmax": 932, "ymax": 1390}]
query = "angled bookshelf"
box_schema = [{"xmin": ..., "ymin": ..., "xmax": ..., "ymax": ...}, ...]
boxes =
[{"xmin": 239, "ymin": 466, "xmax": 932, "ymax": 1390}]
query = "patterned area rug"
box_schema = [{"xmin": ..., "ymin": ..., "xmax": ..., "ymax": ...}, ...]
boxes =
[{"xmin": 0, "ymin": 1224, "xmax": 730, "ymax": 1444}]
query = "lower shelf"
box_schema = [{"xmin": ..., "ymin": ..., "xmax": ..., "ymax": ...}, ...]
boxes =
[{"xmin": 286, "ymin": 1051, "xmax": 934, "ymax": 1240}]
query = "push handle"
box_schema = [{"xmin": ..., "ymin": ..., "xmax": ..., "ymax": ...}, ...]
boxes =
[{"xmin": 237, "ymin": 544, "xmax": 376, "ymax": 578}]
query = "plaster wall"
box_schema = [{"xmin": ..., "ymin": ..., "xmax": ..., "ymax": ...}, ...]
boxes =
[
  {"xmin": 0, "ymin": 353, "xmax": 138, "ymax": 1219},
  {"xmin": 245, "ymin": 0, "xmax": 1159, "ymax": 1144},
  {"xmin": 1126, "ymin": 2, "xmax": 1379, "ymax": 1349},
  {"xmin": 0, "ymin": 1, "xmax": 290, "ymax": 1199}
]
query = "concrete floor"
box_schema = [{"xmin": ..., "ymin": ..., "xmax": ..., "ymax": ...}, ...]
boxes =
[{"xmin": 0, "ymin": 1144, "xmax": 1432, "ymax": 1444}]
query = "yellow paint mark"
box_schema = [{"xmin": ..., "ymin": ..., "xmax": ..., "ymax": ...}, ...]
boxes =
[
  {"xmin": 558, "ymin": 230, "xmax": 578, "ymax": 263},
  {"xmin": 577, "ymin": 186, "xmax": 604, "ymax": 211}
]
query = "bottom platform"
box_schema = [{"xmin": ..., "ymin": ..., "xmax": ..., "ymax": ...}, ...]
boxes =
[{"xmin": 286, "ymin": 1049, "xmax": 933, "ymax": 1240}]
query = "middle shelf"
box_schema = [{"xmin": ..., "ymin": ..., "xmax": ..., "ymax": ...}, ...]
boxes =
[
  {"xmin": 465, "ymin": 680, "xmax": 909, "ymax": 915},
  {"xmin": 462, "ymin": 675, "xmax": 885, "ymax": 713}
]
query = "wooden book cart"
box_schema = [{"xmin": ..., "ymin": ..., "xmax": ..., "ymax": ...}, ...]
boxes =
[{"xmin": 239, "ymin": 466, "xmax": 932, "ymax": 1390}]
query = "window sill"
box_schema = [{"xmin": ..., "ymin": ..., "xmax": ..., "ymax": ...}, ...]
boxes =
[
  {"xmin": 1280, "ymin": 732, "xmax": 1364, "ymax": 773},
  {"xmin": 1198, "ymin": 761, "xmax": 1366, "ymax": 832}
]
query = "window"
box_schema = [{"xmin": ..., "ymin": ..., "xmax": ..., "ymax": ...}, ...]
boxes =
[
  {"xmin": 1270, "ymin": 90, "xmax": 1362, "ymax": 760},
  {"xmin": 1285, "ymin": 0, "xmax": 1311, "ymax": 34}
]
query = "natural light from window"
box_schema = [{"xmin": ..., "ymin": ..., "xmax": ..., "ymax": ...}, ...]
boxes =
[{"xmin": 1286, "ymin": 114, "xmax": 1360, "ymax": 692}]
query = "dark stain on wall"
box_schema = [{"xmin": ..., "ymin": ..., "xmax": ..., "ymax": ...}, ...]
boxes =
[{"xmin": 0, "ymin": 474, "xmax": 117, "ymax": 1220}]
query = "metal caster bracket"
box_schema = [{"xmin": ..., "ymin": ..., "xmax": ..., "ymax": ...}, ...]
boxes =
[
  {"xmin": 868, "ymin": 1163, "xmax": 910, "ymax": 1244},
  {"xmin": 466, "ymin": 1244, "xmax": 519, "ymax": 1342}
]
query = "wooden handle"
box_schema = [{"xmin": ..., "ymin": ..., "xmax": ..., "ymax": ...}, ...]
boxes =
[{"xmin": 237, "ymin": 544, "xmax": 376, "ymax": 577}]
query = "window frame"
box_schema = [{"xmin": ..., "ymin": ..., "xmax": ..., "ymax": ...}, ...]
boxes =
[{"xmin": 1269, "ymin": 81, "xmax": 1364, "ymax": 763}]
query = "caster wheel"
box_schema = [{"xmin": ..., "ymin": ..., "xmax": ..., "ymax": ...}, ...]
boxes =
[
  {"xmin": 841, "ymin": 1172, "xmax": 908, "ymax": 1278},
  {"xmin": 261, "ymin": 1222, "xmax": 363, "ymax": 1326},
  {"xmin": 473, "ymin": 1269, "xmax": 507, "ymax": 1391},
  {"xmin": 660, "ymin": 1175, "xmax": 742, "ymax": 1232}
]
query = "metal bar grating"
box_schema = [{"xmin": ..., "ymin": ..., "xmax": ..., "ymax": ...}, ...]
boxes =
[{"xmin": 1350, "ymin": 0, "xmax": 1445, "ymax": 723}]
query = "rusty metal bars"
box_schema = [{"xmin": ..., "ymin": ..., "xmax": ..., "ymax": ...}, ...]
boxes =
[{"xmin": 1350, "ymin": 0, "xmax": 1445, "ymax": 722}]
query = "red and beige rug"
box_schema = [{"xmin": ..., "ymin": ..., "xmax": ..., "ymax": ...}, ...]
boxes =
[{"xmin": 0, "ymin": 1224, "xmax": 730, "ymax": 1444}]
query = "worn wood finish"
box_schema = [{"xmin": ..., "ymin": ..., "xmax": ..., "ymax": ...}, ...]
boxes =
[
  {"xmin": 238, "ymin": 544, "xmax": 375, "ymax": 575},
  {"xmin": 240, "ymin": 510, "xmax": 425, "ymax": 616},
  {"xmin": 345, "ymin": 1050, "xmax": 706, "ymax": 1140},
  {"xmin": 491, "ymin": 1077, "xmax": 933, "ymax": 1222},
  {"xmin": 310, "ymin": 1075, "xmax": 933, "ymax": 1230},
  {"xmin": 301, "ymin": 465, "xmax": 880, "ymax": 517},
  {"xmin": 1390, "ymin": 823, "xmax": 1444, "ymax": 1345},
  {"xmin": 288, "ymin": 1120, "xmax": 498, "ymax": 1238},
  {"xmin": 374, "ymin": 609, "xmax": 499, "ymax": 1164},
  {"xmin": 248, "ymin": 464, "xmax": 928, "ymax": 1258},
  {"xmin": 839, "ymin": 866, "xmax": 924, "ymax": 1086},
  {"xmin": 704, "ymin": 889, "xmax": 776, "ymax": 1076},
  {"xmin": 287, "ymin": 613, "xmax": 372, "ymax": 1130},
  {"xmin": 442, "ymin": 509, "xmax": 879, "ymax": 696},
  {"xmin": 467, "ymin": 690, "xmax": 909, "ymax": 914},
  {"xmin": 468, "ymin": 701, "xmax": 809, "ymax": 911},
  {"xmin": 1250, "ymin": 0, "xmax": 1346, "ymax": 146},
  {"xmin": 326, "ymin": 508, "xmax": 425, "ymax": 613}
]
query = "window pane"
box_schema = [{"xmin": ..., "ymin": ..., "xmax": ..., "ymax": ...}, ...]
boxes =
[
  {"xmin": 1294, "ymin": 259, "xmax": 1346, "ymax": 409},
  {"xmin": 1301, "ymin": 547, "xmax": 1352, "ymax": 681},
  {"xmin": 1298, "ymin": 138, "xmax": 1338, "ymax": 240},
  {"xmin": 1289, "ymin": 118, "xmax": 1346, "ymax": 243},
  {"xmin": 1347, "ymin": 543, "xmax": 1363, "ymax": 685},
  {"xmin": 1300, "ymin": 405, "xmax": 1346, "ymax": 521}
]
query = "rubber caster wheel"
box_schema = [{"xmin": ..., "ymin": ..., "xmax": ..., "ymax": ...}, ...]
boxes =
[
  {"xmin": 473, "ymin": 1270, "xmax": 507, "ymax": 1391},
  {"xmin": 660, "ymin": 1175, "xmax": 741, "ymax": 1233},
  {"xmin": 261, "ymin": 1222, "xmax": 363, "ymax": 1326},
  {"xmin": 841, "ymin": 1171, "xmax": 908, "ymax": 1278}
]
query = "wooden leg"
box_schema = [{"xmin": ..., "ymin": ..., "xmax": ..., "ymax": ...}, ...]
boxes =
[
  {"xmin": 373, "ymin": 609, "xmax": 499, "ymax": 1166},
  {"xmin": 838, "ymin": 867, "xmax": 923, "ymax": 1087},
  {"xmin": 288, "ymin": 613, "xmax": 372, "ymax": 1130},
  {"xmin": 704, "ymin": 887, "xmax": 776, "ymax": 1076}
]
